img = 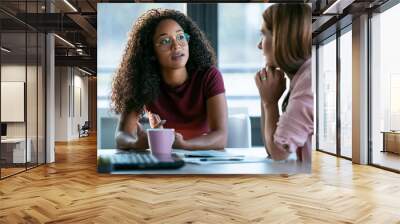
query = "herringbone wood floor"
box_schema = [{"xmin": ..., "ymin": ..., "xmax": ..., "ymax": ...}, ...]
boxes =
[{"xmin": 1, "ymin": 134, "xmax": 400, "ymax": 224}]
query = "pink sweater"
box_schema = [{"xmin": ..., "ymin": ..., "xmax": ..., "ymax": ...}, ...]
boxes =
[{"xmin": 273, "ymin": 58, "xmax": 314, "ymax": 163}]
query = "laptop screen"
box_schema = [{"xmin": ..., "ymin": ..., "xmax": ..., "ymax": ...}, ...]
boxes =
[{"xmin": 1, "ymin": 123, "xmax": 7, "ymax": 137}]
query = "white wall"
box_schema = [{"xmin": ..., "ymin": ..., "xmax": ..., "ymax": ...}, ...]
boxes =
[
  {"xmin": 1, "ymin": 65, "xmax": 42, "ymax": 137},
  {"xmin": 1, "ymin": 65, "xmax": 26, "ymax": 139},
  {"xmin": 71, "ymin": 72, "xmax": 89, "ymax": 138},
  {"xmin": 54, "ymin": 67, "xmax": 89, "ymax": 141},
  {"xmin": 1, "ymin": 63, "xmax": 46, "ymax": 164},
  {"xmin": 1, "ymin": 65, "xmax": 25, "ymax": 133},
  {"xmin": 54, "ymin": 67, "xmax": 69, "ymax": 141}
]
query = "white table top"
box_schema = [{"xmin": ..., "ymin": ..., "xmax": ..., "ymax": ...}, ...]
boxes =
[
  {"xmin": 1, "ymin": 138, "xmax": 28, "ymax": 143},
  {"xmin": 98, "ymin": 148, "xmax": 311, "ymax": 175}
]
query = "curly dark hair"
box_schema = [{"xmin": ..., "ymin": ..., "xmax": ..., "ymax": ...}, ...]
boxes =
[{"xmin": 111, "ymin": 8, "xmax": 217, "ymax": 115}]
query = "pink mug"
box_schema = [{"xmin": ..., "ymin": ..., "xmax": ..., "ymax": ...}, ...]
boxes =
[{"xmin": 147, "ymin": 128, "xmax": 175, "ymax": 155}]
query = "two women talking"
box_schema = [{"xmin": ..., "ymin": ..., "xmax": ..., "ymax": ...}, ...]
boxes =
[{"xmin": 111, "ymin": 4, "xmax": 313, "ymax": 162}]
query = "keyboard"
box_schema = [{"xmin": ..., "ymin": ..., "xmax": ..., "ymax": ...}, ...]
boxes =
[{"xmin": 98, "ymin": 152, "xmax": 185, "ymax": 172}]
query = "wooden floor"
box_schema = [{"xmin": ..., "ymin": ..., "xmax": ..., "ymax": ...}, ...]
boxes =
[
  {"xmin": 1, "ymin": 135, "xmax": 400, "ymax": 223},
  {"xmin": 1, "ymin": 163, "xmax": 45, "ymax": 178},
  {"xmin": 373, "ymin": 151, "xmax": 400, "ymax": 171},
  {"xmin": 1, "ymin": 167, "xmax": 26, "ymax": 178}
]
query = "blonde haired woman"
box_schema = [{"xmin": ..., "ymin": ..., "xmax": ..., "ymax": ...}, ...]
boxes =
[{"xmin": 255, "ymin": 4, "xmax": 313, "ymax": 162}]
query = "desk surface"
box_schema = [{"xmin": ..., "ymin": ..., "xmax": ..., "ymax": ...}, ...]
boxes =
[
  {"xmin": 381, "ymin": 131, "xmax": 400, "ymax": 134},
  {"xmin": 98, "ymin": 148, "xmax": 311, "ymax": 175},
  {"xmin": 1, "ymin": 138, "xmax": 27, "ymax": 143}
]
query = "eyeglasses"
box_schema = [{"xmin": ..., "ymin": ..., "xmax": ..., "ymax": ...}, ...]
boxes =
[{"xmin": 155, "ymin": 33, "xmax": 190, "ymax": 52}]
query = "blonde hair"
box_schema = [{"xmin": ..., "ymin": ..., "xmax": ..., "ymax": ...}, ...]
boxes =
[{"xmin": 263, "ymin": 4, "xmax": 311, "ymax": 75}]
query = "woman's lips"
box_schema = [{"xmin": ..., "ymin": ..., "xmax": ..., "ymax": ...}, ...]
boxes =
[{"xmin": 171, "ymin": 52, "xmax": 185, "ymax": 61}]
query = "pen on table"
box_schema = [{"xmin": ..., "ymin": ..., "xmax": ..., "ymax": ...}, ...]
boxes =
[
  {"xmin": 184, "ymin": 155, "xmax": 213, "ymax": 158},
  {"xmin": 199, "ymin": 158, "xmax": 244, "ymax": 162},
  {"xmin": 184, "ymin": 154, "xmax": 245, "ymax": 158}
]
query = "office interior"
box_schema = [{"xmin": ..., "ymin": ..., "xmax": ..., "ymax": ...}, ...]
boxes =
[
  {"xmin": 0, "ymin": 0, "xmax": 97, "ymax": 179},
  {"xmin": 313, "ymin": 0, "xmax": 400, "ymax": 172},
  {"xmin": 0, "ymin": 0, "xmax": 399, "ymax": 222}
]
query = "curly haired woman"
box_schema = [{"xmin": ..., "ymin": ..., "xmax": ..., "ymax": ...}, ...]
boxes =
[{"xmin": 111, "ymin": 9, "xmax": 228, "ymax": 150}]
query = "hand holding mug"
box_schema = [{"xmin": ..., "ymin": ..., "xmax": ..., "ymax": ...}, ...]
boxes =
[{"xmin": 147, "ymin": 111, "xmax": 166, "ymax": 128}]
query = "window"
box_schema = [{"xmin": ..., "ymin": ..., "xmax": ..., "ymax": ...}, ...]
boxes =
[
  {"xmin": 339, "ymin": 28, "xmax": 352, "ymax": 158},
  {"xmin": 371, "ymin": 3, "xmax": 400, "ymax": 171},
  {"xmin": 218, "ymin": 4, "xmax": 270, "ymax": 116},
  {"xmin": 0, "ymin": 0, "xmax": 46, "ymax": 179},
  {"xmin": 317, "ymin": 36, "xmax": 337, "ymax": 154}
]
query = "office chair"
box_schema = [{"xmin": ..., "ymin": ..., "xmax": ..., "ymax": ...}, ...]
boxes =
[{"xmin": 79, "ymin": 121, "xmax": 90, "ymax": 138}]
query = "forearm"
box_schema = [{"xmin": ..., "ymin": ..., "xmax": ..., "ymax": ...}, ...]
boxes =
[
  {"xmin": 119, "ymin": 111, "xmax": 136, "ymax": 133},
  {"xmin": 126, "ymin": 131, "xmax": 149, "ymax": 150},
  {"xmin": 116, "ymin": 112, "xmax": 148, "ymax": 150},
  {"xmin": 263, "ymin": 103, "xmax": 289, "ymax": 160},
  {"xmin": 115, "ymin": 131, "xmax": 148, "ymax": 150},
  {"xmin": 182, "ymin": 130, "xmax": 227, "ymax": 150},
  {"xmin": 260, "ymin": 102, "xmax": 271, "ymax": 156}
]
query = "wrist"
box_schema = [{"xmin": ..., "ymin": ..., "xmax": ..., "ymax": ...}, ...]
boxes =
[
  {"xmin": 262, "ymin": 101, "xmax": 278, "ymax": 110},
  {"xmin": 180, "ymin": 139, "xmax": 189, "ymax": 149}
]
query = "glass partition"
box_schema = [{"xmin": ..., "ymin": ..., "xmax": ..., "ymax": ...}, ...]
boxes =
[
  {"xmin": 0, "ymin": 1, "xmax": 46, "ymax": 179},
  {"xmin": 1, "ymin": 30, "xmax": 28, "ymax": 177},
  {"xmin": 317, "ymin": 35, "xmax": 337, "ymax": 155},
  {"xmin": 371, "ymin": 3, "xmax": 400, "ymax": 171}
]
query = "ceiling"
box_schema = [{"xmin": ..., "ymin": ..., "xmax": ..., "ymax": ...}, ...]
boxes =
[
  {"xmin": 0, "ymin": 0, "xmax": 98, "ymax": 75},
  {"xmin": 312, "ymin": 0, "xmax": 390, "ymax": 44}
]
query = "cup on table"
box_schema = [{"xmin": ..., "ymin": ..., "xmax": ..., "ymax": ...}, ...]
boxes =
[{"xmin": 147, "ymin": 128, "xmax": 175, "ymax": 155}]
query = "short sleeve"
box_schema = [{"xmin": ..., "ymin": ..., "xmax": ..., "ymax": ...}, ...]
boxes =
[
  {"xmin": 273, "ymin": 71, "xmax": 314, "ymax": 154},
  {"xmin": 204, "ymin": 66, "xmax": 225, "ymax": 99}
]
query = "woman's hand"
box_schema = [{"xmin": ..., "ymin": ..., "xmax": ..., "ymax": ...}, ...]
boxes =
[
  {"xmin": 173, "ymin": 132, "xmax": 187, "ymax": 149},
  {"xmin": 255, "ymin": 67, "xmax": 286, "ymax": 107},
  {"xmin": 115, "ymin": 122, "xmax": 148, "ymax": 149},
  {"xmin": 135, "ymin": 122, "xmax": 149, "ymax": 147},
  {"xmin": 147, "ymin": 111, "xmax": 166, "ymax": 128}
]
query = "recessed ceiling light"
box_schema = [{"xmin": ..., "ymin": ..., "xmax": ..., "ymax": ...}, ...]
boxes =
[
  {"xmin": 322, "ymin": 0, "xmax": 354, "ymax": 15},
  {"xmin": 63, "ymin": 0, "xmax": 78, "ymax": 12},
  {"xmin": 54, "ymin": 34, "xmax": 75, "ymax": 48},
  {"xmin": 1, "ymin": 47, "xmax": 11, "ymax": 53},
  {"xmin": 78, "ymin": 67, "xmax": 92, "ymax": 76}
]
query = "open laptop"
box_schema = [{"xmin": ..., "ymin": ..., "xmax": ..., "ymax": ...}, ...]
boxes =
[{"xmin": 1, "ymin": 123, "xmax": 7, "ymax": 140}]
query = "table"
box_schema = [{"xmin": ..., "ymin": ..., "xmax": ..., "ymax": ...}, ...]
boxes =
[
  {"xmin": 1, "ymin": 138, "xmax": 31, "ymax": 163},
  {"xmin": 381, "ymin": 131, "xmax": 400, "ymax": 154},
  {"xmin": 97, "ymin": 148, "xmax": 311, "ymax": 175}
]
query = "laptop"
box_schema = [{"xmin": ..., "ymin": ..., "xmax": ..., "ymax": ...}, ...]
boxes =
[
  {"xmin": 98, "ymin": 150, "xmax": 185, "ymax": 173},
  {"xmin": 1, "ymin": 123, "xmax": 7, "ymax": 140}
]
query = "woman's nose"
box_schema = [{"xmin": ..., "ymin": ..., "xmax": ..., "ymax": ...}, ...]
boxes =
[
  {"xmin": 257, "ymin": 40, "xmax": 262, "ymax": 50},
  {"xmin": 171, "ymin": 38, "xmax": 180, "ymax": 50}
]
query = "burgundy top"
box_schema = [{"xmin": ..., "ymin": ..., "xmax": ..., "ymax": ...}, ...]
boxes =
[{"xmin": 146, "ymin": 66, "xmax": 225, "ymax": 139}]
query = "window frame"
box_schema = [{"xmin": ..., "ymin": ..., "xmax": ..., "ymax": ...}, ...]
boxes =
[
  {"xmin": 368, "ymin": 0, "xmax": 400, "ymax": 173},
  {"xmin": 315, "ymin": 22, "xmax": 353, "ymax": 161}
]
